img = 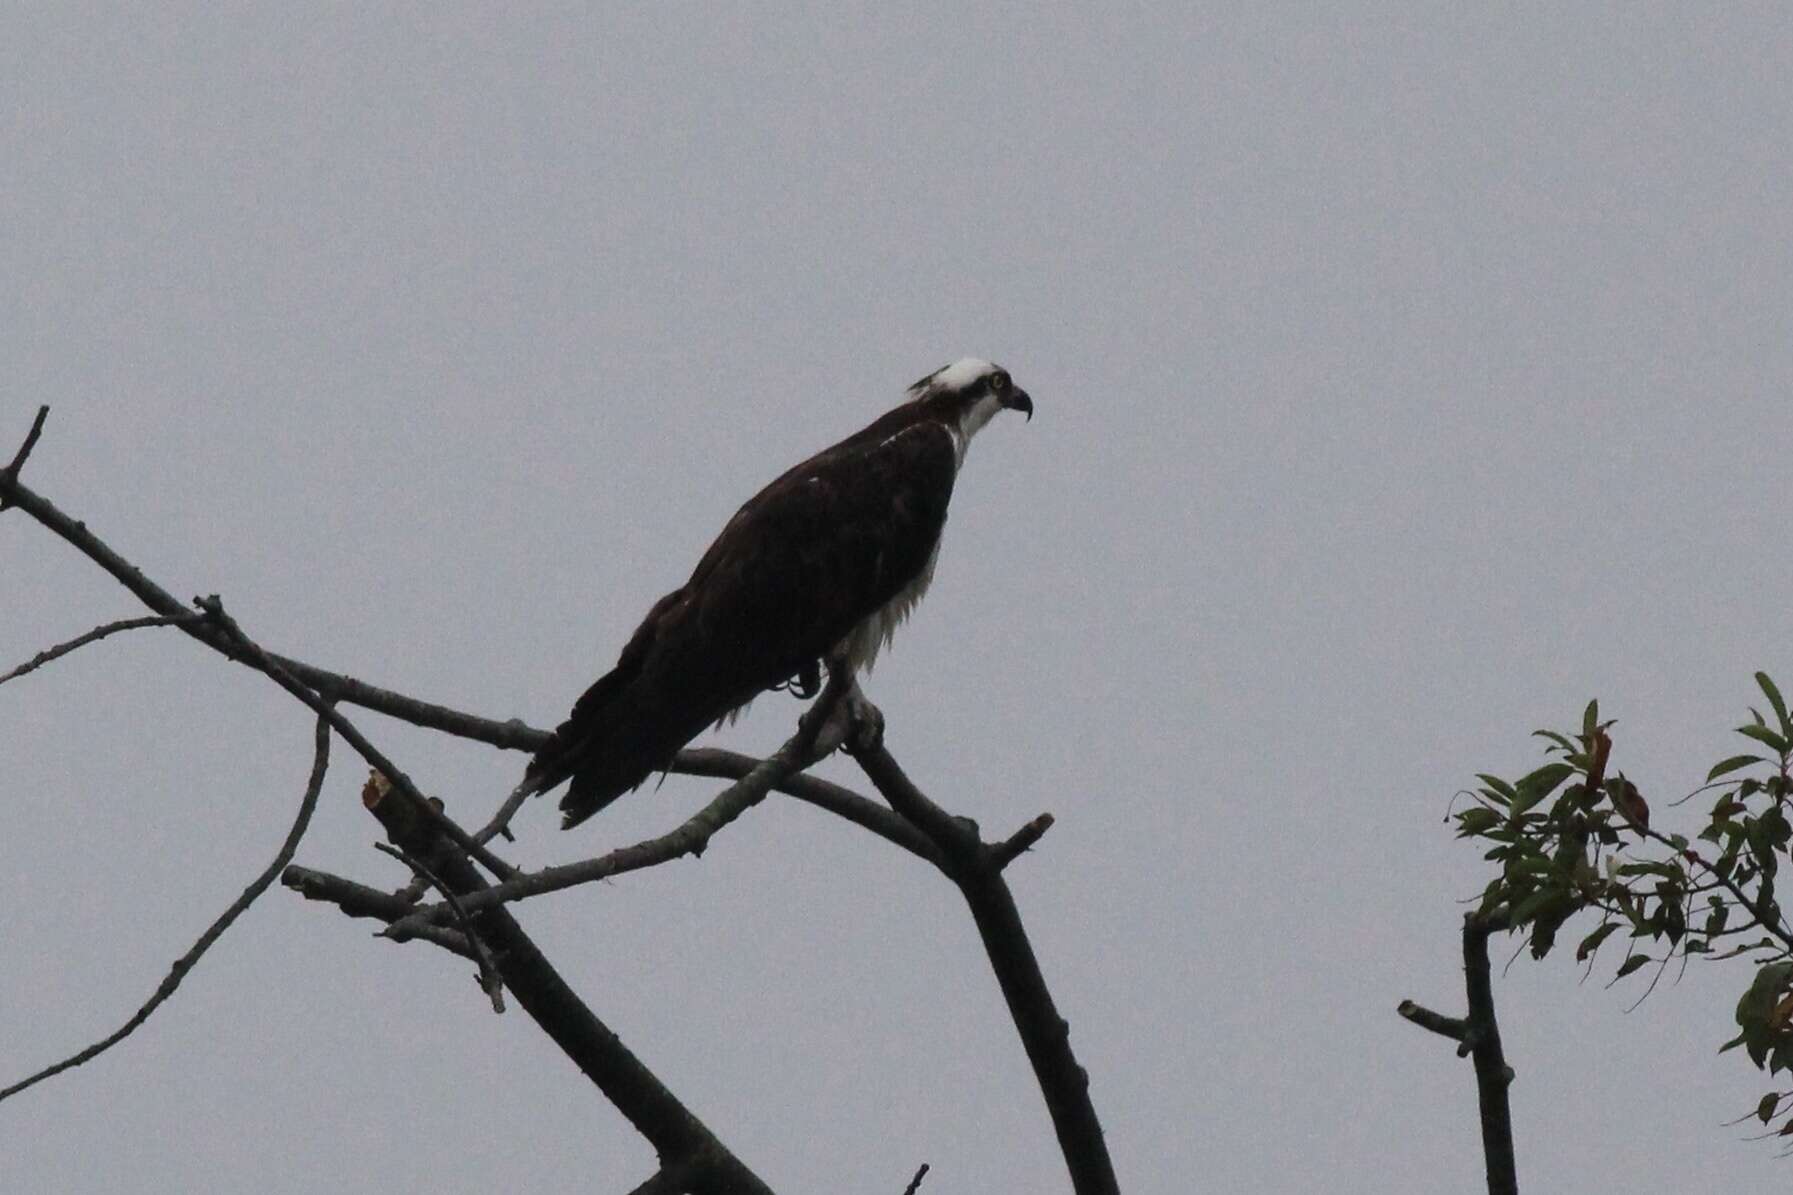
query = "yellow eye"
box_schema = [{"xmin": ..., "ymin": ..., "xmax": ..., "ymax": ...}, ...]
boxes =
[{"xmin": 990, "ymin": 372, "xmax": 1009, "ymax": 393}]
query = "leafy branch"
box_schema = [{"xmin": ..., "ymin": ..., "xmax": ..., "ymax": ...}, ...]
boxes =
[{"xmin": 1450, "ymin": 673, "xmax": 1793, "ymax": 1146}]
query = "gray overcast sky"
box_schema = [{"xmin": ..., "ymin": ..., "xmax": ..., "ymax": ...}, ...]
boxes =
[{"xmin": 5, "ymin": 5, "xmax": 1792, "ymax": 1192}]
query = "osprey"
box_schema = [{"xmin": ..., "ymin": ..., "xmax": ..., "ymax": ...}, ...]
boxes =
[{"xmin": 520, "ymin": 358, "xmax": 1034, "ymax": 827}]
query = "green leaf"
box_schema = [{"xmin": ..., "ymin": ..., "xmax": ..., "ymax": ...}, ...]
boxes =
[
  {"xmin": 1476, "ymin": 774, "xmax": 1518, "ymax": 802},
  {"xmin": 1455, "ymin": 808, "xmax": 1501, "ymax": 838},
  {"xmin": 1576, "ymin": 922, "xmax": 1619, "ymax": 962},
  {"xmin": 1477, "ymin": 876, "xmax": 1505, "ymax": 917},
  {"xmin": 1583, "ymin": 699, "xmax": 1600, "ymax": 741},
  {"xmin": 1532, "ymin": 730, "xmax": 1577, "ymax": 754},
  {"xmin": 1509, "ymin": 887, "xmax": 1562, "ymax": 927},
  {"xmin": 1760, "ymin": 673, "xmax": 1792, "ymax": 739},
  {"xmin": 1614, "ymin": 954, "xmax": 1651, "ymax": 979},
  {"xmin": 1760, "ymin": 1092, "xmax": 1782, "ymax": 1124},
  {"xmin": 1771, "ymin": 1038, "xmax": 1793, "ymax": 1078},
  {"xmin": 1736, "ymin": 962, "xmax": 1793, "ymax": 1041},
  {"xmin": 1711, "ymin": 797, "xmax": 1747, "ymax": 821},
  {"xmin": 1512, "ymin": 762, "xmax": 1576, "ymax": 814},
  {"xmin": 1709, "ymin": 755, "xmax": 1765, "ymax": 782},
  {"xmin": 1738, "ymin": 723, "xmax": 1792, "ymax": 753}
]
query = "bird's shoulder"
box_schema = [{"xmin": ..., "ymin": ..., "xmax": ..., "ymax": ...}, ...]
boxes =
[
  {"xmin": 686, "ymin": 410, "xmax": 956, "ymax": 582},
  {"xmin": 766, "ymin": 407, "xmax": 956, "ymax": 502}
]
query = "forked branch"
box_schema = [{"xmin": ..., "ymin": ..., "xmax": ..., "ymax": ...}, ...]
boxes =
[
  {"xmin": 0, "ymin": 713, "xmax": 332, "ymax": 1104},
  {"xmin": 853, "ymin": 743, "xmax": 1116, "ymax": 1195},
  {"xmin": 1398, "ymin": 911, "xmax": 1517, "ymax": 1195}
]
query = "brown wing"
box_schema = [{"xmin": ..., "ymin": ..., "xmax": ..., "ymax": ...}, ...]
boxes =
[{"xmin": 526, "ymin": 416, "xmax": 958, "ymax": 827}]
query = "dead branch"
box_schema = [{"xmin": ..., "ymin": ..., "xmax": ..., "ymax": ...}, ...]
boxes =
[
  {"xmin": 625, "ymin": 1163, "xmax": 696, "ymax": 1195},
  {"xmin": 10, "ymin": 414, "xmax": 1104, "ymax": 1192},
  {"xmin": 0, "ymin": 404, "xmax": 48, "ymax": 510},
  {"xmin": 372, "ymin": 839, "xmax": 506, "ymax": 1013},
  {"xmin": 190, "ymin": 594, "xmax": 519, "ymax": 882},
  {"xmin": 0, "ymin": 712, "xmax": 332, "ymax": 1103},
  {"xmin": 676, "ymin": 747, "xmax": 941, "ymax": 865},
  {"xmin": 0, "ymin": 613, "xmax": 198, "ymax": 687},
  {"xmin": 1, "ymin": 463, "xmax": 539, "ymax": 751},
  {"xmin": 384, "ymin": 678, "xmax": 858, "ymax": 937},
  {"xmin": 1398, "ymin": 911, "xmax": 1518, "ymax": 1195},
  {"xmin": 851, "ymin": 743, "xmax": 1114, "ymax": 1195},
  {"xmin": 1395, "ymin": 1000, "xmax": 1469, "ymax": 1047},
  {"xmin": 360, "ymin": 767, "xmax": 776, "ymax": 1195},
  {"xmin": 3, "ymin": 455, "xmax": 925, "ymax": 854}
]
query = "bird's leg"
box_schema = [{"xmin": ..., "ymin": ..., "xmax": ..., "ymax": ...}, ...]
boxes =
[
  {"xmin": 775, "ymin": 658, "xmax": 822, "ymax": 700},
  {"xmin": 822, "ymin": 658, "xmax": 884, "ymax": 755}
]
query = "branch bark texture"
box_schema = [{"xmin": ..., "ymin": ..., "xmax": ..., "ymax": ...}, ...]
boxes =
[
  {"xmin": 1398, "ymin": 911, "xmax": 1517, "ymax": 1195},
  {"xmin": 854, "ymin": 743, "xmax": 1117, "ymax": 1195}
]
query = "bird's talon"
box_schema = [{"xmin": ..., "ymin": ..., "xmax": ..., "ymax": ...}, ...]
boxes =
[{"xmin": 842, "ymin": 693, "xmax": 885, "ymax": 754}]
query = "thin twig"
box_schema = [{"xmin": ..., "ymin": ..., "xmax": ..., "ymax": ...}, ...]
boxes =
[
  {"xmin": 988, "ymin": 813, "xmax": 1055, "ymax": 872},
  {"xmin": 193, "ymin": 594, "xmax": 519, "ymax": 883},
  {"xmin": 676, "ymin": 747, "xmax": 942, "ymax": 864},
  {"xmin": 473, "ymin": 781, "xmax": 534, "ymax": 845},
  {"xmin": 373, "ymin": 843, "xmax": 506, "ymax": 1013},
  {"xmin": 1631, "ymin": 817, "xmax": 1793, "ymax": 952},
  {"xmin": 0, "ymin": 613, "xmax": 197, "ymax": 687},
  {"xmin": 0, "ymin": 712, "xmax": 332, "ymax": 1103},
  {"xmin": 902, "ymin": 1162, "xmax": 931, "ymax": 1195},
  {"xmin": 3, "ymin": 458, "xmax": 945, "ymax": 871},
  {"xmin": 0, "ymin": 405, "xmax": 48, "ymax": 509},
  {"xmin": 387, "ymin": 676, "xmax": 857, "ymax": 937},
  {"xmin": 0, "ymin": 470, "xmax": 540, "ymax": 751}
]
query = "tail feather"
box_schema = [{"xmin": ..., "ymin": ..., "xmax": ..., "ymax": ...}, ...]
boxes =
[{"xmin": 524, "ymin": 658, "xmax": 754, "ymax": 829}]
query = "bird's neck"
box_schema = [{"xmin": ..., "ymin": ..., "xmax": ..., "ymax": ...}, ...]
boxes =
[{"xmin": 945, "ymin": 392, "xmax": 1004, "ymax": 470}]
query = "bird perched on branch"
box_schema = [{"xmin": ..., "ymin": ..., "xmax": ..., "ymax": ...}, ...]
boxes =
[{"xmin": 518, "ymin": 358, "xmax": 1034, "ymax": 828}]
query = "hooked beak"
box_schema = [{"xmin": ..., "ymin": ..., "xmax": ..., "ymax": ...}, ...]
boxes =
[{"xmin": 1003, "ymin": 387, "xmax": 1034, "ymax": 422}]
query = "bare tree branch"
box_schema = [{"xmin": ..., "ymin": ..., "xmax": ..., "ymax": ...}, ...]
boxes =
[
  {"xmin": 1395, "ymin": 1000, "xmax": 1469, "ymax": 1045},
  {"xmin": 2, "ymin": 459, "xmax": 930, "ymax": 863},
  {"xmin": 675, "ymin": 747, "xmax": 941, "ymax": 865},
  {"xmin": 989, "ymin": 813, "xmax": 1055, "ymax": 872},
  {"xmin": 0, "ymin": 712, "xmax": 332, "ymax": 1103},
  {"xmin": 282, "ymin": 865, "xmax": 418, "ymax": 922},
  {"xmin": 384, "ymin": 677, "xmax": 859, "ymax": 937},
  {"xmin": 1, "ymin": 452, "xmax": 522, "ymax": 880},
  {"xmin": 1460, "ymin": 914, "xmax": 1517, "ymax": 1195},
  {"xmin": 191, "ymin": 594, "xmax": 520, "ymax": 883},
  {"xmin": 901, "ymin": 1162, "xmax": 931, "ymax": 1194},
  {"xmin": 625, "ymin": 1163, "xmax": 695, "ymax": 1195},
  {"xmin": 0, "ymin": 613, "xmax": 198, "ymax": 688},
  {"xmin": 372, "ymin": 839, "xmax": 506, "ymax": 1013},
  {"xmin": 1, "ymin": 466, "xmax": 539, "ymax": 751},
  {"xmin": 1399, "ymin": 911, "xmax": 1518, "ymax": 1195},
  {"xmin": 851, "ymin": 743, "xmax": 1115, "ymax": 1195},
  {"xmin": 11, "ymin": 424, "xmax": 1091, "ymax": 1192},
  {"xmin": 0, "ymin": 404, "xmax": 48, "ymax": 510},
  {"xmin": 360, "ymin": 771, "xmax": 776, "ymax": 1195}
]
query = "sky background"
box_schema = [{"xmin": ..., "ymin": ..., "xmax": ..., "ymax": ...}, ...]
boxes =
[{"xmin": 5, "ymin": 5, "xmax": 1792, "ymax": 1192}]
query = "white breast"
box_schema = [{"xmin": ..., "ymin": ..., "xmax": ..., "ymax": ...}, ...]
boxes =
[{"xmin": 837, "ymin": 536, "xmax": 943, "ymax": 673}]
